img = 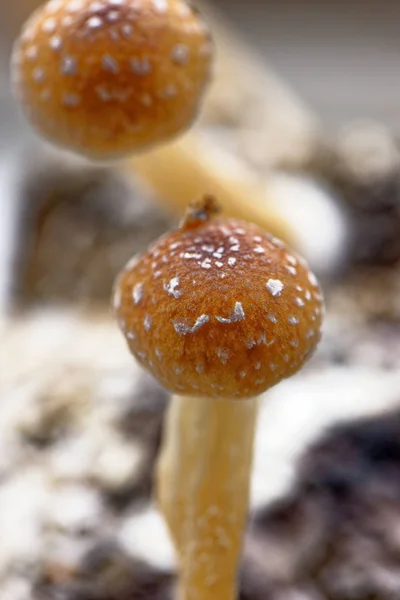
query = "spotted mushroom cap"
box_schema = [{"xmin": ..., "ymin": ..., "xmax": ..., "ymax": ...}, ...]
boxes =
[
  {"xmin": 11, "ymin": 0, "xmax": 213, "ymax": 160},
  {"xmin": 113, "ymin": 199, "xmax": 324, "ymax": 399}
]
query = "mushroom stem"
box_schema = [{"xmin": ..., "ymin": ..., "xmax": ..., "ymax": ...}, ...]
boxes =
[
  {"xmin": 156, "ymin": 394, "xmax": 258, "ymax": 600},
  {"xmin": 124, "ymin": 133, "xmax": 297, "ymax": 246}
]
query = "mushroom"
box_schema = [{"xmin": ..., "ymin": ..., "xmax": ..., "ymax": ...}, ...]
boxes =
[
  {"xmin": 10, "ymin": 0, "xmax": 298, "ymax": 247},
  {"xmin": 112, "ymin": 196, "xmax": 324, "ymax": 600},
  {"xmin": 11, "ymin": 0, "xmax": 213, "ymax": 159}
]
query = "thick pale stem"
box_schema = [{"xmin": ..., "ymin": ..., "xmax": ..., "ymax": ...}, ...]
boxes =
[
  {"xmin": 156, "ymin": 395, "xmax": 258, "ymax": 600},
  {"xmin": 125, "ymin": 133, "xmax": 297, "ymax": 247}
]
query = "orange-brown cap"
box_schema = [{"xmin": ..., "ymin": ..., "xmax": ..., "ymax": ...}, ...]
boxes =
[
  {"xmin": 113, "ymin": 198, "xmax": 324, "ymax": 399},
  {"xmin": 11, "ymin": 0, "xmax": 213, "ymax": 160}
]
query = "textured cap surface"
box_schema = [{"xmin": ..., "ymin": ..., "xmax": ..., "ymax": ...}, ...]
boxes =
[
  {"xmin": 113, "ymin": 201, "xmax": 324, "ymax": 399},
  {"xmin": 11, "ymin": 0, "xmax": 213, "ymax": 159}
]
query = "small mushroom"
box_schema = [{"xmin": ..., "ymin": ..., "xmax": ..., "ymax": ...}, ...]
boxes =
[
  {"xmin": 11, "ymin": 0, "xmax": 213, "ymax": 159},
  {"xmin": 113, "ymin": 196, "xmax": 324, "ymax": 600}
]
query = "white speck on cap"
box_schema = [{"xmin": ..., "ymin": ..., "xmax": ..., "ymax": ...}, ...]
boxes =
[
  {"xmin": 216, "ymin": 302, "xmax": 245, "ymax": 324},
  {"xmin": 122, "ymin": 23, "xmax": 133, "ymax": 37},
  {"xmin": 308, "ymin": 272, "xmax": 319, "ymax": 287},
  {"xmin": 164, "ymin": 277, "xmax": 182, "ymax": 299},
  {"xmin": 62, "ymin": 15, "xmax": 74, "ymax": 27},
  {"xmin": 173, "ymin": 315, "xmax": 209, "ymax": 335},
  {"xmin": 62, "ymin": 93, "xmax": 80, "ymax": 107},
  {"xmin": 96, "ymin": 86, "xmax": 112, "ymax": 101},
  {"xmin": 61, "ymin": 56, "xmax": 77, "ymax": 75},
  {"xmin": 177, "ymin": 2, "xmax": 191, "ymax": 17},
  {"xmin": 130, "ymin": 58, "xmax": 152, "ymax": 75},
  {"xmin": 171, "ymin": 44, "xmax": 190, "ymax": 65},
  {"xmin": 87, "ymin": 15, "xmax": 103, "ymax": 29},
  {"xmin": 163, "ymin": 83, "xmax": 177, "ymax": 98},
  {"xmin": 42, "ymin": 18, "xmax": 57, "ymax": 33},
  {"xmin": 144, "ymin": 315, "xmax": 152, "ymax": 331},
  {"xmin": 102, "ymin": 54, "xmax": 119, "ymax": 73},
  {"xmin": 49, "ymin": 35, "xmax": 62, "ymax": 50},
  {"xmin": 89, "ymin": 1, "xmax": 104, "ymax": 10},
  {"xmin": 46, "ymin": 0, "xmax": 64, "ymax": 12},
  {"xmin": 26, "ymin": 46, "xmax": 38, "ymax": 61},
  {"xmin": 141, "ymin": 94, "xmax": 152, "ymax": 106},
  {"xmin": 266, "ymin": 279, "xmax": 284, "ymax": 297},
  {"xmin": 107, "ymin": 10, "xmax": 120, "ymax": 22},
  {"xmin": 153, "ymin": 0, "xmax": 168, "ymax": 13},
  {"xmin": 132, "ymin": 282, "xmax": 144, "ymax": 305},
  {"xmin": 289, "ymin": 316, "xmax": 300, "ymax": 325},
  {"xmin": 40, "ymin": 89, "xmax": 51, "ymax": 101},
  {"xmin": 67, "ymin": 0, "xmax": 84, "ymax": 12},
  {"xmin": 33, "ymin": 67, "xmax": 45, "ymax": 82}
]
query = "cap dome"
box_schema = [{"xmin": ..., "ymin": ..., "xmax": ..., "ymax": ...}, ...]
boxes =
[
  {"xmin": 11, "ymin": 0, "xmax": 213, "ymax": 159},
  {"xmin": 113, "ymin": 200, "xmax": 324, "ymax": 398}
]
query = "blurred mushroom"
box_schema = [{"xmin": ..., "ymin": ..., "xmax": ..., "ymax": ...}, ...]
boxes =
[
  {"xmin": 11, "ymin": 0, "xmax": 213, "ymax": 159},
  {"xmin": 10, "ymin": 0, "xmax": 298, "ymax": 250},
  {"xmin": 112, "ymin": 196, "xmax": 324, "ymax": 599}
]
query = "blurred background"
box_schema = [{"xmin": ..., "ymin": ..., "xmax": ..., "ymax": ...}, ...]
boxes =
[{"xmin": 1, "ymin": 1, "xmax": 400, "ymax": 599}]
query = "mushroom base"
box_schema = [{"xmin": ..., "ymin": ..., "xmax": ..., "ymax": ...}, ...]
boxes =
[{"xmin": 156, "ymin": 394, "xmax": 258, "ymax": 600}]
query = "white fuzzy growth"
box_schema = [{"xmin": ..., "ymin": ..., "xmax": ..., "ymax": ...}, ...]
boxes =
[
  {"xmin": 266, "ymin": 279, "xmax": 284, "ymax": 297},
  {"xmin": 173, "ymin": 315, "xmax": 209, "ymax": 335},
  {"xmin": 216, "ymin": 302, "xmax": 245, "ymax": 324}
]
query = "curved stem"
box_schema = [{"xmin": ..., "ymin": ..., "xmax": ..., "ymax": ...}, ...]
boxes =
[
  {"xmin": 156, "ymin": 395, "xmax": 258, "ymax": 600},
  {"xmin": 124, "ymin": 133, "xmax": 297, "ymax": 247}
]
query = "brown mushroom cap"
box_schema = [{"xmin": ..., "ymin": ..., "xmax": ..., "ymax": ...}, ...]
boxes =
[
  {"xmin": 11, "ymin": 0, "xmax": 213, "ymax": 160},
  {"xmin": 113, "ymin": 200, "xmax": 324, "ymax": 399}
]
